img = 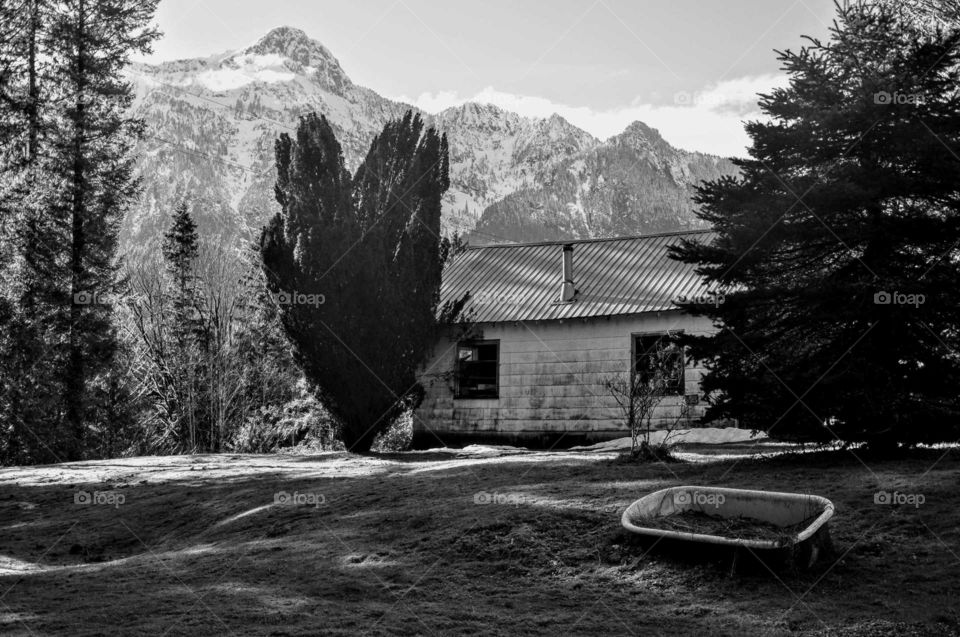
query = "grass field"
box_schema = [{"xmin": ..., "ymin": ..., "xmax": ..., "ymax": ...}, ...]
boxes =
[{"xmin": 1, "ymin": 442, "xmax": 958, "ymax": 636}]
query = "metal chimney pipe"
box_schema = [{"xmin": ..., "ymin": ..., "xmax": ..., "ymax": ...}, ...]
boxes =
[{"xmin": 560, "ymin": 243, "xmax": 575, "ymax": 302}]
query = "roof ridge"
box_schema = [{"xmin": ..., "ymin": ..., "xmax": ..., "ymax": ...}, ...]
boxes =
[{"xmin": 464, "ymin": 229, "xmax": 713, "ymax": 250}]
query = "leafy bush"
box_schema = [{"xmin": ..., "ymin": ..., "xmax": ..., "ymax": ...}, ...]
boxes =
[
  {"xmin": 228, "ymin": 393, "xmax": 338, "ymax": 453},
  {"xmin": 371, "ymin": 410, "xmax": 413, "ymax": 453}
]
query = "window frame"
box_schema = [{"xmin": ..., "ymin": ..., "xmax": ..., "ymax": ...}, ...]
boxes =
[
  {"xmin": 631, "ymin": 331, "xmax": 686, "ymax": 397},
  {"xmin": 454, "ymin": 339, "xmax": 500, "ymax": 400}
]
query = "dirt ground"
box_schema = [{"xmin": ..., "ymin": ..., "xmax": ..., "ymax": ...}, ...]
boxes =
[{"xmin": 0, "ymin": 442, "xmax": 958, "ymax": 636}]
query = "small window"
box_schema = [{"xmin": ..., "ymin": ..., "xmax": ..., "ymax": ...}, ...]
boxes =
[
  {"xmin": 633, "ymin": 333, "xmax": 685, "ymax": 396},
  {"xmin": 456, "ymin": 340, "xmax": 499, "ymax": 399}
]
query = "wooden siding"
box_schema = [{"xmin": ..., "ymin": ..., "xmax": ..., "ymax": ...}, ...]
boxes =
[{"xmin": 413, "ymin": 311, "xmax": 717, "ymax": 447}]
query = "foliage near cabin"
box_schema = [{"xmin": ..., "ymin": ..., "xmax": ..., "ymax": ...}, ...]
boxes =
[
  {"xmin": 125, "ymin": 203, "xmax": 321, "ymax": 454},
  {"xmin": 602, "ymin": 335, "xmax": 691, "ymax": 461},
  {"xmin": 261, "ymin": 111, "xmax": 464, "ymax": 453},
  {"xmin": 672, "ymin": 1, "xmax": 960, "ymax": 447}
]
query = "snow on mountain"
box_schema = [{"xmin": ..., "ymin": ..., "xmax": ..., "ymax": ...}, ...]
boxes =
[
  {"xmin": 122, "ymin": 26, "xmax": 737, "ymax": 258},
  {"xmin": 432, "ymin": 103, "xmax": 600, "ymax": 238},
  {"xmin": 473, "ymin": 120, "xmax": 736, "ymax": 242}
]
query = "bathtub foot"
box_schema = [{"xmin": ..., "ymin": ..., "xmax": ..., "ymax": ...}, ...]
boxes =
[{"xmin": 728, "ymin": 547, "xmax": 742, "ymax": 577}]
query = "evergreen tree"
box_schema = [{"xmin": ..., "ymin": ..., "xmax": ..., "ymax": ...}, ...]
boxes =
[
  {"xmin": 261, "ymin": 111, "xmax": 461, "ymax": 452},
  {"xmin": 0, "ymin": 0, "xmax": 52, "ymax": 464},
  {"xmin": 49, "ymin": 0, "xmax": 159, "ymax": 459},
  {"xmin": 0, "ymin": 0, "xmax": 158, "ymax": 462},
  {"xmin": 159, "ymin": 201, "xmax": 204, "ymax": 448},
  {"xmin": 671, "ymin": 1, "xmax": 960, "ymax": 447},
  {"xmin": 162, "ymin": 201, "xmax": 200, "ymax": 323},
  {"xmin": 874, "ymin": 0, "xmax": 960, "ymax": 30},
  {"xmin": 0, "ymin": 0, "xmax": 44, "ymax": 167}
]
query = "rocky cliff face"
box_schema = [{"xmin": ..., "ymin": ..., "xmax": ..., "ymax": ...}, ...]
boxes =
[
  {"xmin": 123, "ymin": 26, "xmax": 738, "ymax": 257},
  {"xmin": 473, "ymin": 121, "xmax": 737, "ymax": 242}
]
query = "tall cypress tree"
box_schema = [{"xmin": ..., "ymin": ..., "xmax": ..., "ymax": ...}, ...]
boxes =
[
  {"xmin": 261, "ymin": 111, "xmax": 455, "ymax": 453},
  {"xmin": 671, "ymin": 1, "xmax": 960, "ymax": 447}
]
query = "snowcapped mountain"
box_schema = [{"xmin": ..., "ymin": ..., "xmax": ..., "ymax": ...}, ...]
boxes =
[
  {"xmin": 123, "ymin": 26, "xmax": 737, "ymax": 256},
  {"xmin": 432, "ymin": 103, "xmax": 601, "ymax": 239},
  {"xmin": 473, "ymin": 121, "xmax": 737, "ymax": 242}
]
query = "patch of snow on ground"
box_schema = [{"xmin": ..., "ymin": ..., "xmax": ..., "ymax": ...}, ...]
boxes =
[{"xmin": 569, "ymin": 427, "xmax": 766, "ymax": 452}]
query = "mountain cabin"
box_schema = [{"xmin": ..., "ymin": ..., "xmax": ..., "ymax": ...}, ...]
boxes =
[{"xmin": 412, "ymin": 229, "xmax": 724, "ymax": 448}]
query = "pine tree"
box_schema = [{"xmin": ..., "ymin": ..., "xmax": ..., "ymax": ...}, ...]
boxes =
[
  {"xmin": 158, "ymin": 201, "xmax": 204, "ymax": 448},
  {"xmin": 162, "ymin": 201, "xmax": 200, "ymax": 321},
  {"xmin": 52, "ymin": 0, "xmax": 159, "ymax": 459},
  {"xmin": 0, "ymin": 0, "xmax": 43, "ymax": 166},
  {"xmin": 261, "ymin": 111, "xmax": 458, "ymax": 452},
  {"xmin": 874, "ymin": 0, "xmax": 960, "ymax": 30},
  {"xmin": 671, "ymin": 1, "xmax": 960, "ymax": 447},
  {"xmin": 0, "ymin": 0, "xmax": 158, "ymax": 462},
  {"xmin": 0, "ymin": 0, "xmax": 63, "ymax": 463}
]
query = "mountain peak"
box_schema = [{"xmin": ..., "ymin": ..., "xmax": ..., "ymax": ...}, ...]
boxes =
[
  {"xmin": 446, "ymin": 102, "xmax": 508, "ymax": 117},
  {"xmin": 437, "ymin": 102, "xmax": 523, "ymax": 131},
  {"xmin": 542, "ymin": 112, "xmax": 586, "ymax": 133},
  {"xmin": 611, "ymin": 120, "xmax": 674, "ymax": 153},
  {"xmin": 239, "ymin": 26, "xmax": 351, "ymax": 91},
  {"xmin": 621, "ymin": 120, "xmax": 663, "ymax": 141},
  {"xmin": 244, "ymin": 27, "xmax": 323, "ymax": 63}
]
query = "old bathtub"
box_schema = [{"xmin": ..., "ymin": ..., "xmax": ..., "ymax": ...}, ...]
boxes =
[{"xmin": 621, "ymin": 485, "xmax": 835, "ymax": 569}]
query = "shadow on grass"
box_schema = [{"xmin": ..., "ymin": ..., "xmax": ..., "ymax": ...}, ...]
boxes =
[{"xmin": 0, "ymin": 448, "xmax": 957, "ymax": 635}]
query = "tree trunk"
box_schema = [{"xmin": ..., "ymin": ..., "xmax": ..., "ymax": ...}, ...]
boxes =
[
  {"xmin": 342, "ymin": 421, "xmax": 377, "ymax": 454},
  {"xmin": 26, "ymin": 0, "xmax": 39, "ymax": 162},
  {"xmin": 65, "ymin": 0, "xmax": 87, "ymax": 461}
]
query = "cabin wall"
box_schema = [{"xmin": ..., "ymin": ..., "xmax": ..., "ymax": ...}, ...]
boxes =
[{"xmin": 413, "ymin": 311, "xmax": 719, "ymax": 448}]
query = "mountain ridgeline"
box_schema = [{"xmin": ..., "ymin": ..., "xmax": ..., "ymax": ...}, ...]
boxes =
[
  {"xmin": 125, "ymin": 26, "xmax": 738, "ymax": 255},
  {"xmin": 476, "ymin": 121, "xmax": 738, "ymax": 242}
]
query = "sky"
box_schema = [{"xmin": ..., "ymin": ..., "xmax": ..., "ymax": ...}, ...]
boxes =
[{"xmin": 139, "ymin": 0, "xmax": 840, "ymax": 157}]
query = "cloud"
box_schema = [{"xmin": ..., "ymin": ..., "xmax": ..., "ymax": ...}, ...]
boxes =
[
  {"xmin": 393, "ymin": 74, "xmax": 789, "ymax": 158},
  {"xmin": 157, "ymin": 52, "xmax": 300, "ymax": 91}
]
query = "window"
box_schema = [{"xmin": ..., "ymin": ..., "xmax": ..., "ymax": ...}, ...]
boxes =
[
  {"xmin": 633, "ymin": 333, "xmax": 685, "ymax": 396},
  {"xmin": 456, "ymin": 340, "xmax": 499, "ymax": 399}
]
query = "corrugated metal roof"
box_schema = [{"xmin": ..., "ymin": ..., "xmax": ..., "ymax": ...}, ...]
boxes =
[{"xmin": 442, "ymin": 230, "xmax": 716, "ymax": 323}]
